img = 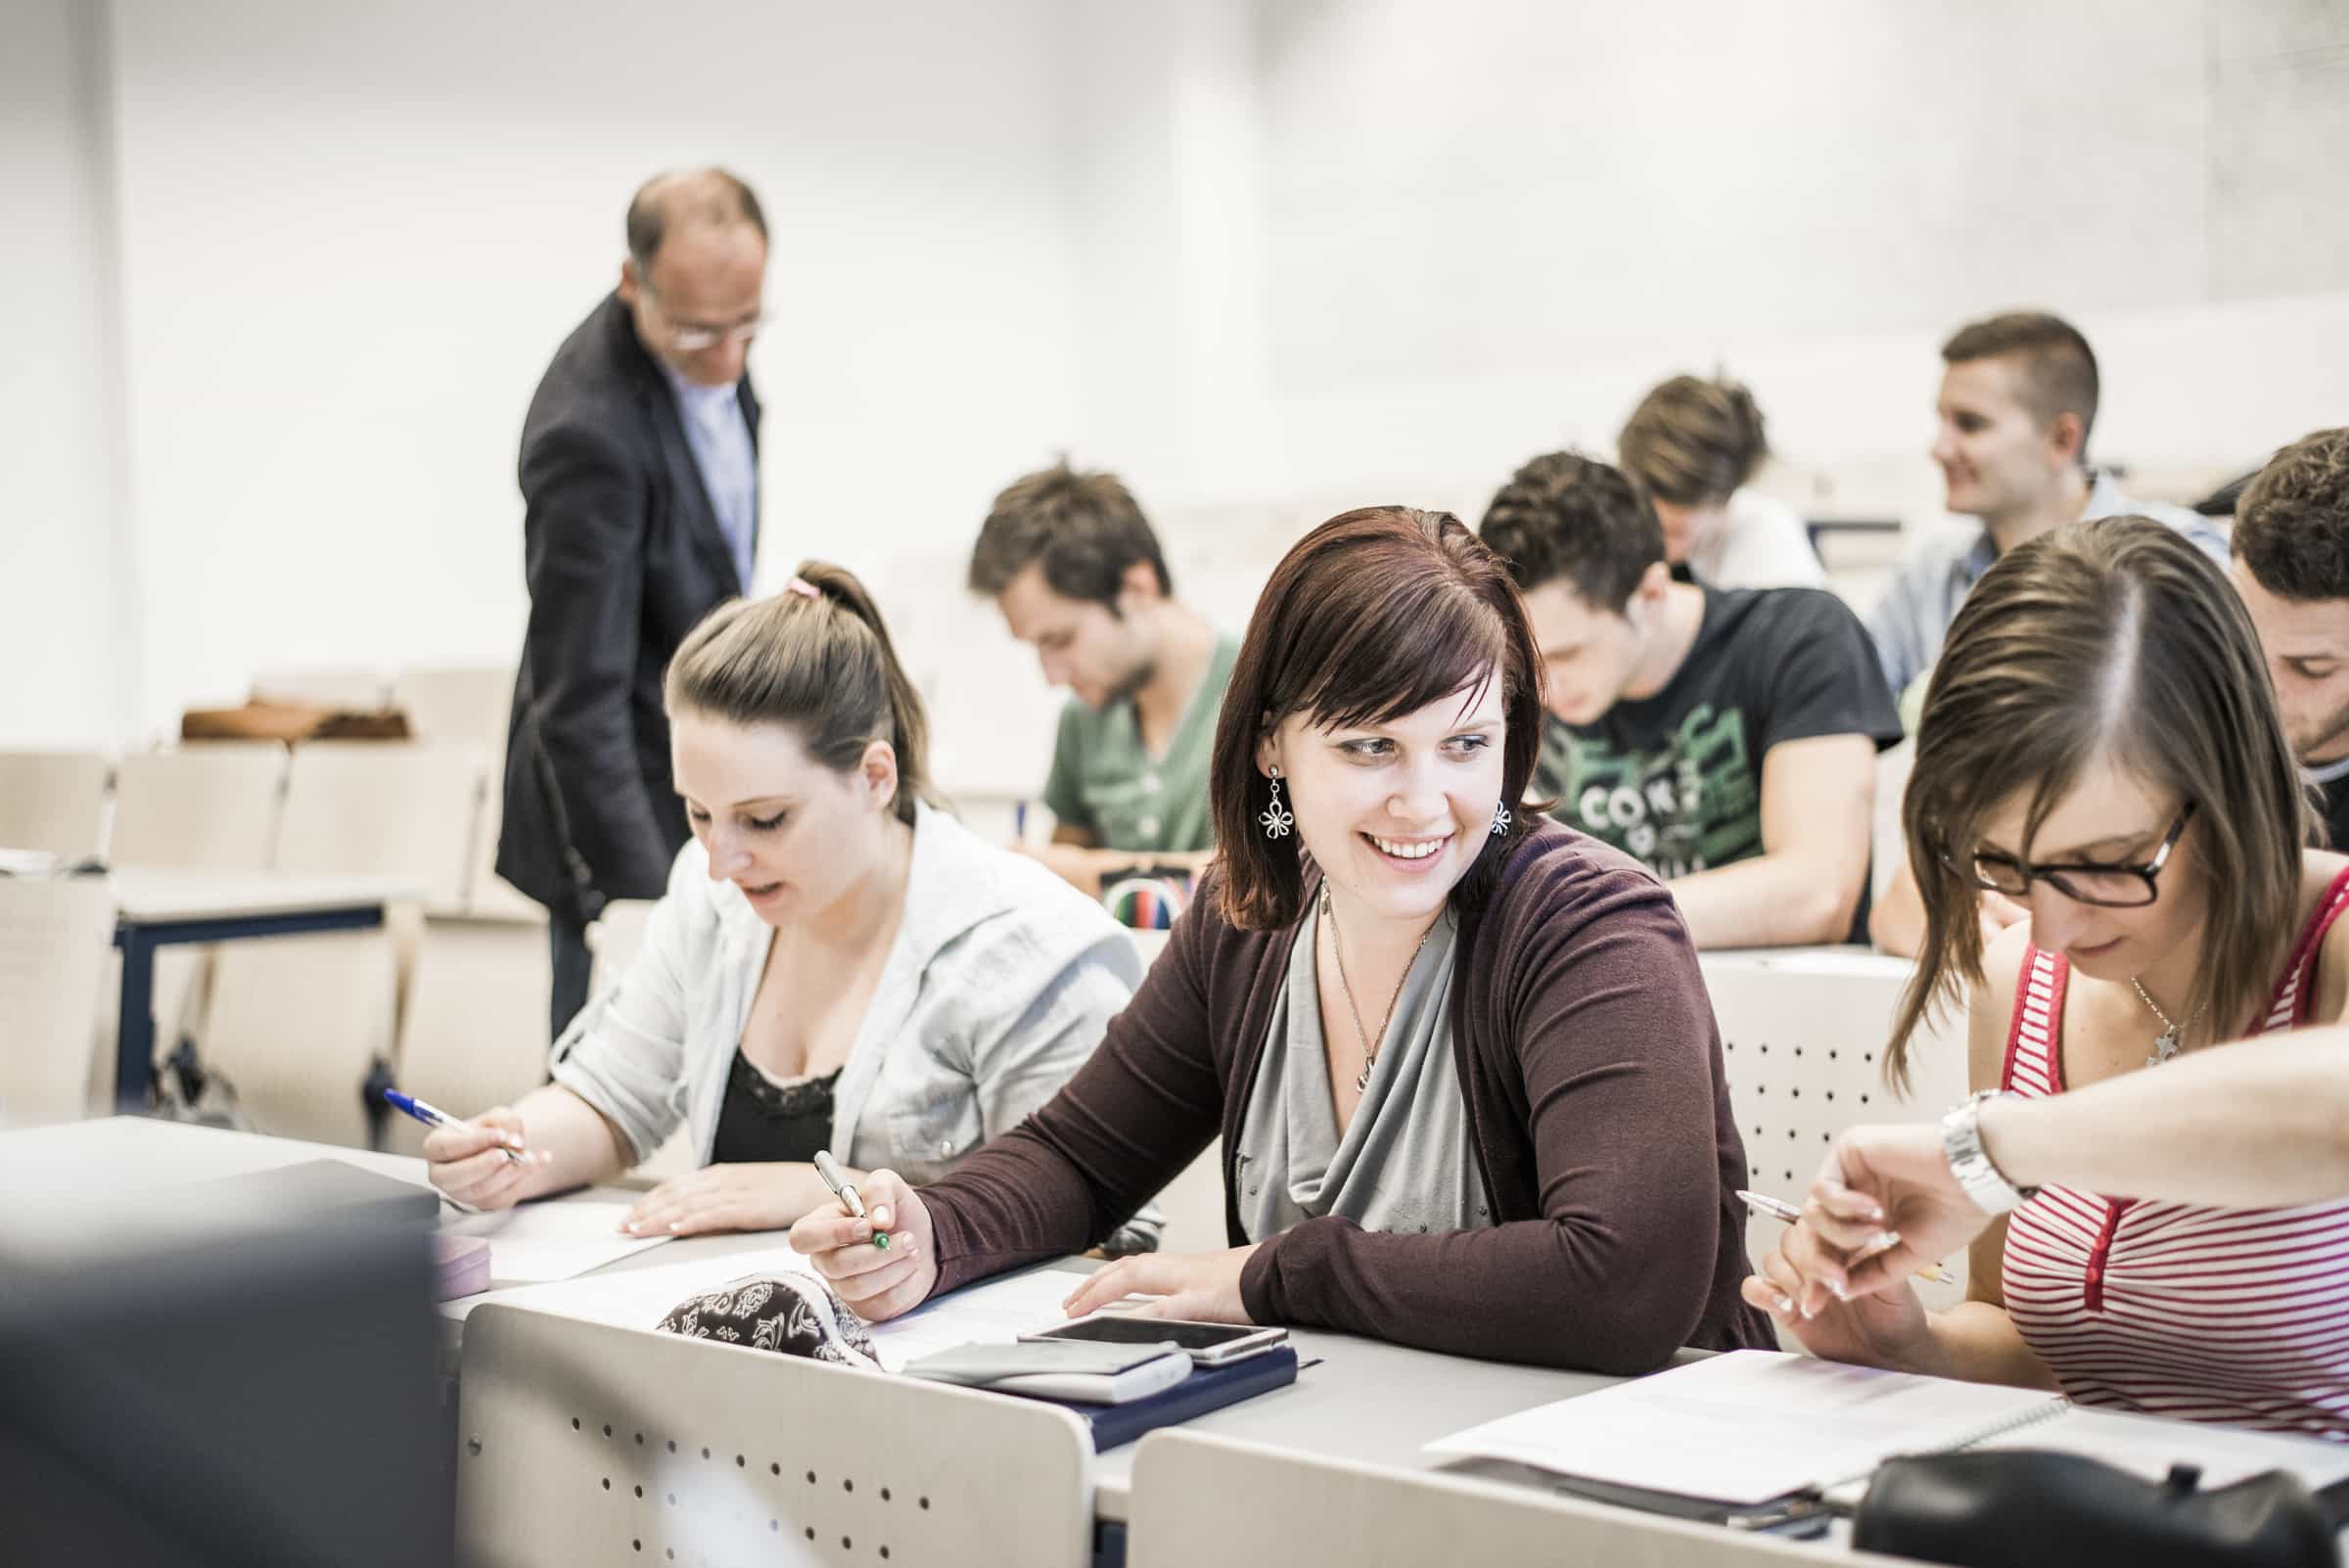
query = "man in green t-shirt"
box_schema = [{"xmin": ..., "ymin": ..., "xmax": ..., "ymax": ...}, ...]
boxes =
[{"xmin": 968, "ymin": 460, "xmax": 1238, "ymax": 898}]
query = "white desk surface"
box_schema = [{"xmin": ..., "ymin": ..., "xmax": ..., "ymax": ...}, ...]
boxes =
[
  {"xmin": 0, "ymin": 1114, "xmax": 429, "ymax": 1207},
  {"xmin": 3, "ymin": 1119, "xmax": 1636, "ymax": 1525},
  {"xmin": 109, "ymin": 868, "xmax": 424, "ymax": 923}
]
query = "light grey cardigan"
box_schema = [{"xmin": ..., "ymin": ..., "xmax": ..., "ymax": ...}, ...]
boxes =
[{"xmin": 550, "ymin": 803, "xmax": 1145, "ymax": 1191}]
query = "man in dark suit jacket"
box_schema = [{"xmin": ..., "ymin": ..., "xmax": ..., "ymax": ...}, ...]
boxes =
[{"xmin": 499, "ymin": 168, "xmax": 768, "ymax": 1038}]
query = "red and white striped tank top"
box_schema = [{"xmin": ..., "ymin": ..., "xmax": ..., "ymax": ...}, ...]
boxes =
[{"xmin": 2000, "ymin": 864, "xmax": 2349, "ymax": 1439}]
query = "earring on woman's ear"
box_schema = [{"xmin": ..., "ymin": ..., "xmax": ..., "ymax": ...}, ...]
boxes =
[
  {"xmin": 1491, "ymin": 800, "xmax": 1512, "ymax": 837},
  {"xmin": 1260, "ymin": 766, "xmax": 1294, "ymax": 840}
]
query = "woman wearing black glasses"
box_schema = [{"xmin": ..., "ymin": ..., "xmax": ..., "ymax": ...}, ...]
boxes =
[{"xmin": 1751, "ymin": 515, "xmax": 2349, "ymax": 1437}]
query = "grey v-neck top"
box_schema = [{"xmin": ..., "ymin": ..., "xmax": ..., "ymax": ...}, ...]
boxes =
[{"xmin": 1234, "ymin": 899, "xmax": 1491, "ymax": 1242}]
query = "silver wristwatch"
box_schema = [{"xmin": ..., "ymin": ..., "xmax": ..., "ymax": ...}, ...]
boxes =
[{"xmin": 1940, "ymin": 1089, "xmax": 2037, "ymax": 1215}]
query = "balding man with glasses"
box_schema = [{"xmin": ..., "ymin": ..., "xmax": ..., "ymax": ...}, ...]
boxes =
[{"xmin": 498, "ymin": 167, "xmax": 769, "ymax": 1038}]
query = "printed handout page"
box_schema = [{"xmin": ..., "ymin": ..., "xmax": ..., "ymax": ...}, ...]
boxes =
[
  {"xmin": 438, "ymin": 1199, "xmax": 674, "ymax": 1283},
  {"xmin": 861, "ymin": 1266, "xmax": 1083, "ymax": 1371},
  {"xmin": 1424, "ymin": 1350, "xmax": 2058, "ymax": 1505},
  {"xmin": 1974, "ymin": 1406, "xmax": 2349, "ymax": 1494}
]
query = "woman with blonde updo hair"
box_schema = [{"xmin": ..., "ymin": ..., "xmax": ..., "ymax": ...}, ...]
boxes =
[{"xmin": 426, "ymin": 563, "xmax": 1151, "ymax": 1247}]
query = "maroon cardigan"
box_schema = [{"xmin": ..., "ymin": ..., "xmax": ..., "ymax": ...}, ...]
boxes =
[{"xmin": 917, "ymin": 819, "xmax": 1772, "ymax": 1374}]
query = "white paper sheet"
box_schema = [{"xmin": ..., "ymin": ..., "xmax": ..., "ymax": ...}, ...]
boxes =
[
  {"xmin": 1425, "ymin": 1350, "xmax": 2058, "ymax": 1504},
  {"xmin": 861, "ymin": 1267, "xmax": 1083, "ymax": 1371},
  {"xmin": 1975, "ymin": 1406, "xmax": 2349, "ymax": 1494},
  {"xmin": 439, "ymin": 1199, "xmax": 673, "ymax": 1282}
]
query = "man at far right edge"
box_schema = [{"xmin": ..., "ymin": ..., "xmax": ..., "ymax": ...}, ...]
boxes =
[{"xmin": 2231, "ymin": 429, "xmax": 2349, "ymax": 851}]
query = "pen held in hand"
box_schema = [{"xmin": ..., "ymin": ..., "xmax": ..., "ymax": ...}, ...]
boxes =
[
  {"xmin": 382, "ymin": 1087, "xmax": 526, "ymax": 1164},
  {"xmin": 813, "ymin": 1148, "xmax": 889, "ymax": 1251},
  {"xmin": 1735, "ymin": 1188, "xmax": 1957, "ymax": 1286}
]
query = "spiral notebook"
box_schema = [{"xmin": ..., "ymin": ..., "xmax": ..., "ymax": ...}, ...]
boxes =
[{"xmin": 1426, "ymin": 1351, "xmax": 2349, "ymax": 1507}]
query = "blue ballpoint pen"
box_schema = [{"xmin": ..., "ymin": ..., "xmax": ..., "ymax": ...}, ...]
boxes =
[{"xmin": 382, "ymin": 1087, "xmax": 527, "ymax": 1164}]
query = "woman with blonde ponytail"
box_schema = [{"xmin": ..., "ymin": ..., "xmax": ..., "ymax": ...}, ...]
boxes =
[{"xmin": 424, "ymin": 563, "xmax": 1153, "ymax": 1247}]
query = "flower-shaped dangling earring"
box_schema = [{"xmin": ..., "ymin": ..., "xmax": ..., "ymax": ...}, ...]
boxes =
[
  {"xmin": 1491, "ymin": 800, "xmax": 1511, "ymax": 837},
  {"xmin": 1260, "ymin": 766, "xmax": 1295, "ymax": 840}
]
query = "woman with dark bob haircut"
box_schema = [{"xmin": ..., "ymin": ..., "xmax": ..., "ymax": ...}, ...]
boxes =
[{"xmin": 795, "ymin": 507, "xmax": 1770, "ymax": 1371}]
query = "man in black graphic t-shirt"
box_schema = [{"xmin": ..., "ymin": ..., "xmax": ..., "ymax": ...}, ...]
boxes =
[
  {"xmin": 2231, "ymin": 428, "xmax": 2349, "ymax": 850},
  {"xmin": 1481, "ymin": 452, "xmax": 1903, "ymax": 946}
]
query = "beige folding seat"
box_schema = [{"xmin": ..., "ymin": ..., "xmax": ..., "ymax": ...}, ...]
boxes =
[
  {"xmin": 0, "ymin": 749, "xmax": 113, "ymax": 860},
  {"xmin": 0, "ymin": 878, "xmax": 117, "ymax": 1127},
  {"xmin": 201, "ymin": 742, "xmax": 482, "ymax": 1146}
]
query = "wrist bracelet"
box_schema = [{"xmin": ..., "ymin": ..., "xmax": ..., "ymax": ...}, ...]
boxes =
[{"xmin": 1940, "ymin": 1089, "xmax": 2039, "ymax": 1215}]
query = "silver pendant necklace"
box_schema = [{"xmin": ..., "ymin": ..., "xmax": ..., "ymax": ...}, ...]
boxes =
[
  {"xmin": 1321, "ymin": 884, "xmax": 1430, "ymax": 1093},
  {"xmin": 2129, "ymin": 977, "xmax": 2204, "ymax": 1067}
]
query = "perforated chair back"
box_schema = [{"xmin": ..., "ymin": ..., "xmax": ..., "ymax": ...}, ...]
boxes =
[
  {"xmin": 1127, "ymin": 1430, "xmax": 1911, "ymax": 1568},
  {"xmin": 1699, "ymin": 947, "xmax": 1969, "ymax": 1305},
  {"xmin": 110, "ymin": 743, "xmax": 288, "ymax": 870},
  {"xmin": 0, "ymin": 750, "xmax": 113, "ymax": 860},
  {"xmin": 457, "ymin": 1306, "xmax": 1093, "ymax": 1568},
  {"xmin": 0, "ymin": 877, "xmax": 116, "ymax": 1125}
]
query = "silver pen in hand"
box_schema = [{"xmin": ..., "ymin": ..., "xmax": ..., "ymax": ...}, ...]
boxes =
[
  {"xmin": 1736, "ymin": 1188, "xmax": 1957, "ymax": 1285},
  {"xmin": 813, "ymin": 1148, "xmax": 889, "ymax": 1251}
]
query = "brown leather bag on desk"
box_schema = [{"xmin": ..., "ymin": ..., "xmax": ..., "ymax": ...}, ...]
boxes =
[{"xmin": 179, "ymin": 700, "xmax": 411, "ymax": 742}]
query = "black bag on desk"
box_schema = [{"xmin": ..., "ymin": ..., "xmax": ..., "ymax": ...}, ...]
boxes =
[{"xmin": 1853, "ymin": 1450, "xmax": 2335, "ymax": 1568}]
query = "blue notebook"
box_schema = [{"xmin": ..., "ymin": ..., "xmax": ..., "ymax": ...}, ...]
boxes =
[{"xmin": 1029, "ymin": 1346, "xmax": 1299, "ymax": 1451}]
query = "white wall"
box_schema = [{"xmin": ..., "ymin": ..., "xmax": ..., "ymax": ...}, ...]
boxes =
[
  {"xmin": 1070, "ymin": 0, "xmax": 2349, "ymax": 632},
  {"xmin": 1, "ymin": 0, "xmax": 140, "ymax": 750},
  {"xmin": 10, "ymin": 0, "xmax": 2347, "ymax": 779},
  {"xmin": 97, "ymin": 0, "xmax": 1085, "ymax": 755}
]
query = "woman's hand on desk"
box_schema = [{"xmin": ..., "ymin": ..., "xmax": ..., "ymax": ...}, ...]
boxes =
[
  {"xmin": 423, "ymin": 1106, "xmax": 547, "ymax": 1210},
  {"xmin": 623, "ymin": 1162, "xmax": 837, "ymax": 1238},
  {"xmin": 789, "ymin": 1169, "xmax": 937, "ymax": 1321},
  {"xmin": 1059, "ymin": 1245, "xmax": 1262, "ymax": 1324}
]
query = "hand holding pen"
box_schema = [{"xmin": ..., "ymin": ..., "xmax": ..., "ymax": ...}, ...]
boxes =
[
  {"xmin": 1737, "ymin": 1189, "xmax": 1958, "ymax": 1287},
  {"xmin": 405, "ymin": 1092, "xmax": 552, "ymax": 1211},
  {"xmin": 789, "ymin": 1160, "xmax": 938, "ymax": 1324}
]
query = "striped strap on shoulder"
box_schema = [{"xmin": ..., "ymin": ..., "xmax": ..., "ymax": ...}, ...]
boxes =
[{"xmin": 2001, "ymin": 946, "xmax": 2066, "ymax": 1096}]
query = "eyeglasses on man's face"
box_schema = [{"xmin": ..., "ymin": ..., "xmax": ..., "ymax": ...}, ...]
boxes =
[
  {"xmin": 1945, "ymin": 799, "xmax": 2197, "ymax": 909},
  {"xmin": 639, "ymin": 277, "xmax": 766, "ymax": 352}
]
